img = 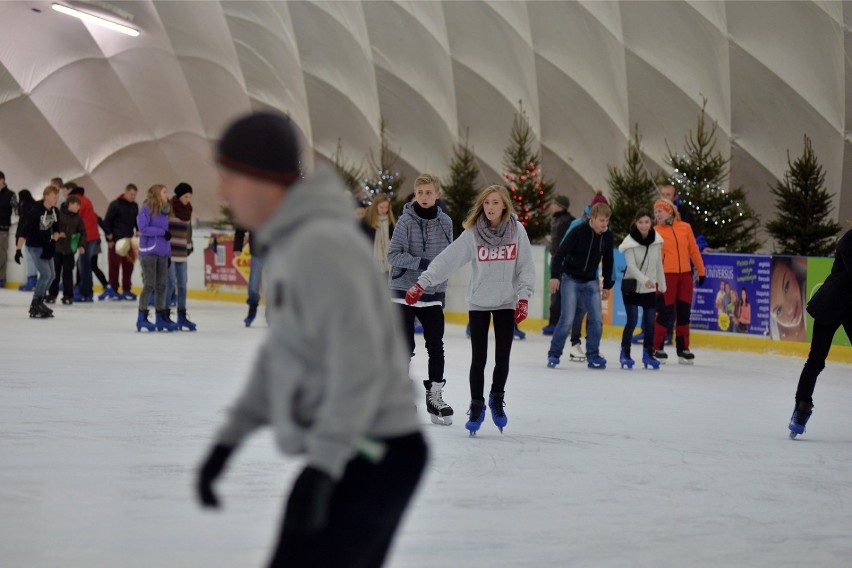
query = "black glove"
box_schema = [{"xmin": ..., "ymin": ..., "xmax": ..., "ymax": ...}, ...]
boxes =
[
  {"xmin": 283, "ymin": 466, "xmax": 336, "ymax": 534},
  {"xmin": 418, "ymin": 258, "xmax": 430, "ymax": 271},
  {"xmin": 40, "ymin": 249, "xmax": 53, "ymax": 260},
  {"xmin": 187, "ymin": 242, "xmax": 193, "ymax": 256},
  {"xmin": 698, "ymin": 275, "xmax": 706, "ymax": 286},
  {"xmin": 164, "ymin": 231, "xmax": 172, "ymax": 241},
  {"xmin": 14, "ymin": 250, "xmax": 22, "ymax": 264},
  {"xmin": 168, "ymin": 258, "xmax": 172, "ymax": 268},
  {"xmin": 603, "ymin": 280, "xmax": 615, "ymax": 290},
  {"xmin": 196, "ymin": 444, "xmax": 234, "ymax": 508}
]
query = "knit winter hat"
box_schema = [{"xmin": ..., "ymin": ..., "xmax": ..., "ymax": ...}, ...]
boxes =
[
  {"xmin": 654, "ymin": 198, "xmax": 677, "ymax": 217},
  {"xmin": 175, "ymin": 182, "xmax": 193, "ymax": 198},
  {"xmin": 554, "ymin": 195, "xmax": 571, "ymax": 210},
  {"xmin": 590, "ymin": 191, "xmax": 609, "ymax": 206},
  {"xmin": 217, "ymin": 112, "xmax": 301, "ymax": 186}
]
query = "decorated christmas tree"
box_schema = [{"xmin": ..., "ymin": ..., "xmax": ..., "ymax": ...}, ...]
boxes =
[
  {"xmin": 665, "ymin": 98, "xmax": 761, "ymax": 252},
  {"xmin": 362, "ymin": 117, "xmax": 405, "ymax": 208},
  {"xmin": 766, "ymin": 135, "xmax": 841, "ymax": 256},
  {"xmin": 501, "ymin": 102, "xmax": 555, "ymax": 243},
  {"xmin": 331, "ymin": 139, "xmax": 364, "ymax": 200},
  {"xmin": 442, "ymin": 130, "xmax": 481, "ymax": 238},
  {"xmin": 607, "ymin": 125, "xmax": 661, "ymax": 243}
]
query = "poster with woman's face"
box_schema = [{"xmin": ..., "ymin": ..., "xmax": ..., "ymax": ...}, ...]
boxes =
[{"xmin": 769, "ymin": 257, "xmax": 808, "ymax": 342}]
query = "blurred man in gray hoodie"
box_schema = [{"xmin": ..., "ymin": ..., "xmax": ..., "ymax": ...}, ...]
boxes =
[{"xmin": 197, "ymin": 111, "xmax": 426, "ymax": 567}]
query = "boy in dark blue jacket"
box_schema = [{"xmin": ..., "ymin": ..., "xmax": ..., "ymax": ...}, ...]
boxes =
[{"xmin": 547, "ymin": 202, "xmax": 614, "ymax": 369}]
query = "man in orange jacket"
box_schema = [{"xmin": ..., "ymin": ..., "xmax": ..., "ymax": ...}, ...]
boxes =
[{"xmin": 653, "ymin": 198, "xmax": 705, "ymax": 364}]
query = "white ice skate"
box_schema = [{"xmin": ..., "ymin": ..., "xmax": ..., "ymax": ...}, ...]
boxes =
[{"xmin": 569, "ymin": 343, "xmax": 586, "ymax": 362}]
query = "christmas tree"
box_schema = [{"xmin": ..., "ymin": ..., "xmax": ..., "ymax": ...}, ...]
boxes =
[
  {"xmin": 442, "ymin": 130, "xmax": 481, "ymax": 238},
  {"xmin": 501, "ymin": 102, "xmax": 555, "ymax": 243},
  {"xmin": 331, "ymin": 139, "xmax": 364, "ymax": 201},
  {"xmin": 607, "ymin": 125, "xmax": 661, "ymax": 243},
  {"xmin": 665, "ymin": 98, "xmax": 761, "ymax": 253},
  {"xmin": 362, "ymin": 117, "xmax": 405, "ymax": 209},
  {"xmin": 766, "ymin": 135, "xmax": 841, "ymax": 256}
]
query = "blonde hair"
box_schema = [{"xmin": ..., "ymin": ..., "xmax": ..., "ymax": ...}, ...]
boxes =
[
  {"xmin": 462, "ymin": 185, "xmax": 515, "ymax": 229},
  {"xmin": 414, "ymin": 173, "xmax": 440, "ymax": 192},
  {"xmin": 590, "ymin": 203, "xmax": 612, "ymax": 218},
  {"xmin": 42, "ymin": 185, "xmax": 59, "ymax": 197},
  {"xmin": 143, "ymin": 184, "xmax": 170, "ymax": 215},
  {"xmin": 364, "ymin": 193, "xmax": 396, "ymax": 229}
]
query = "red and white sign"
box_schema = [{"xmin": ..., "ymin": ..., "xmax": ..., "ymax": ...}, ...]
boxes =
[{"xmin": 476, "ymin": 244, "xmax": 517, "ymax": 262}]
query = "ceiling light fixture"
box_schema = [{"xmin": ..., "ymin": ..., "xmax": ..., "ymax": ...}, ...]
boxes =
[{"xmin": 52, "ymin": 3, "xmax": 140, "ymax": 37}]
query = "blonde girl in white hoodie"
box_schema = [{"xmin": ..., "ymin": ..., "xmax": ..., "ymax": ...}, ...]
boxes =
[{"xmin": 406, "ymin": 185, "xmax": 534, "ymax": 436}]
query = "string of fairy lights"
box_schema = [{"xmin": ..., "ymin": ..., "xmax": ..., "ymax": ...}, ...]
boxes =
[
  {"xmin": 503, "ymin": 161, "xmax": 547, "ymax": 224},
  {"xmin": 360, "ymin": 168, "xmax": 401, "ymax": 202},
  {"xmin": 670, "ymin": 161, "xmax": 744, "ymax": 227}
]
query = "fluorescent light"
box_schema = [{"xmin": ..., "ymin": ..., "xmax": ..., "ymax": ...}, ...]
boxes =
[{"xmin": 52, "ymin": 3, "xmax": 140, "ymax": 37}]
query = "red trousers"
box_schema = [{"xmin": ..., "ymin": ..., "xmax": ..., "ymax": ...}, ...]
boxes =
[
  {"xmin": 655, "ymin": 272, "xmax": 694, "ymax": 351},
  {"xmin": 108, "ymin": 245, "xmax": 134, "ymax": 292}
]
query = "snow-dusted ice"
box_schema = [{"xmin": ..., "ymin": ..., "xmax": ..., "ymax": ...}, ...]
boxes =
[{"xmin": 2, "ymin": 292, "xmax": 852, "ymax": 567}]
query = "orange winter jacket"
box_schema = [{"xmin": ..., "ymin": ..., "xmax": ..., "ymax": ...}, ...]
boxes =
[{"xmin": 655, "ymin": 219, "xmax": 705, "ymax": 276}]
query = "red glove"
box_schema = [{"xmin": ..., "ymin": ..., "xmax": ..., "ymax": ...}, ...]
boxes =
[
  {"xmin": 515, "ymin": 299, "xmax": 528, "ymax": 324},
  {"xmin": 405, "ymin": 283, "xmax": 424, "ymax": 305}
]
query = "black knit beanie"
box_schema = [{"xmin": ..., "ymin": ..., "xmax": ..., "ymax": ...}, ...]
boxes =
[
  {"xmin": 174, "ymin": 182, "xmax": 193, "ymax": 198},
  {"xmin": 217, "ymin": 112, "xmax": 301, "ymax": 186}
]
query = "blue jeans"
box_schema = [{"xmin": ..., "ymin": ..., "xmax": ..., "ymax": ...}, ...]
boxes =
[
  {"xmin": 76, "ymin": 239, "xmax": 100, "ymax": 297},
  {"xmin": 25, "ymin": 246, "xmax": 37, "ymax": 277},
  {"xmin": 247, "ymin": 255, "xmax": 264, "ymax": 305},
  {"xmin": 28, "ymin": 246, "xmax": 56, "ymax": 298},
  {"xmin": 166, "ymin": 261, "xmax": 188, "ymax": 310},
  {"xmin": 548, "ymin": 275, "xmax": 603, "ymax": 359}
]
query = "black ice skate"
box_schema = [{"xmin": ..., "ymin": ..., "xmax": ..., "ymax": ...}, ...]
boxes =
[
  {"xmin": 425, "ymin": 380, "xmax": 453, "ymax": 425},
  {"xmin": 676, "ymin": 337, "xmax": 694, "ymax": 365}
]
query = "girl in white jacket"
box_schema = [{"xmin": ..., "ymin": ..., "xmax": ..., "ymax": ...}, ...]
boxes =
[
  {"xmin": 406, "ymin": 185, "xmax": 535, "ymax": 436},
  {"xmin": 618, "ymin": 209, "xmax": 666, "ymax": 369}
]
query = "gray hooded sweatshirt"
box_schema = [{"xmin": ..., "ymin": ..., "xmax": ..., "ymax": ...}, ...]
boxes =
[
  {"xmin": 214, "ymin": 168, "xmax": 419, "ymax": 480},
  {"xmin": 417, "ymin": 217, "xmax": 535, "ymax": 311}
]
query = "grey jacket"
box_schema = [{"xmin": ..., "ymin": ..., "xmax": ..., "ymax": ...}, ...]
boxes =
[
  {"xmin": 618, "ymin": 231, "xmax": 667, "ymax": 295},
  {"xmin": 417, "ymin": 219, "xmax": 535, "ymax": 311},
  {"xmin": 214, "ymin": 167, "xmax": 419, "ymax": 480},
  {"xmin": 387, "ymin": 201, "xmax": 453, "ymax": 297}
]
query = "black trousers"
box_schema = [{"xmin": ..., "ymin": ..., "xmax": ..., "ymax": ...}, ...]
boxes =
[
  {"xmin": 269, "ymin": 432, "xmax": 427, "ymax": 568},
  {"xmin": 397, "ymin": 304, "xmax": 445, "ymax": 385},
  {"xmin": 468, "ymin": 309, "xmax": 515, "ymax": 401},
  {"xmin": 49, "ymin": 252, "xmax": 75, "ymax": 299},
  {"xmin": 794, "ymin": 313, "xmax": 852, "ymax": 405}
]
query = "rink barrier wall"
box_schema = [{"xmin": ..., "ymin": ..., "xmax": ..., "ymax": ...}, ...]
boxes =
[{"xmin": 3, "ymin": 228, "xmax": 850, "ymax": 364}]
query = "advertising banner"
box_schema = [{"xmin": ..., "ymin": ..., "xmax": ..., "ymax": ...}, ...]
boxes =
[
  {"xmin": 203, "ymin": 231, "xmax": 249, "ymax": 288},
  {"xmin": 692, "ymin": 254, "xmax": 769, "ymax": 335}
]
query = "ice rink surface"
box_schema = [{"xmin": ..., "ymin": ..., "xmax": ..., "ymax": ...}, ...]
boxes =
[{"xmin": 2, "ymin": 292, "xmax": 852, "ymax": 567}]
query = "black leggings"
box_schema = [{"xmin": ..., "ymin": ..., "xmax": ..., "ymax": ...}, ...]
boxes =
[
  {"xmin": 794, "ymin": 313, "xmax": 852, "ymax": 405},
  {"xmin": 269, "ymin": 432, "xmax": 427, "ymax": 568},
  {"xmin": 468, "ymin": 309, "xmax": 515, "ymax": 401},
  {"xmin": 397, "ymin": 304, "xmax": 445, "ymax": 384}
]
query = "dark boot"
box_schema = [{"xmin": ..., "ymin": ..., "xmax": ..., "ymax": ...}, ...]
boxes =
[
  {"xmin": 176, "ymin": 309, "xmax": 197, "ymax": 331},
  {"xmin": 244, "ymin": 302, "xmax": 258, "ymax": 327},
  {"xmin": 30, "ymin": 297, "xmax": 54, "ymax": 319},
  {"xmin": 155, "ymin": 310, "xmax": 178, "ymax": 332}
]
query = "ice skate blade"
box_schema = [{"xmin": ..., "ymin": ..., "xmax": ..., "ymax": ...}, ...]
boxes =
[
  {"xmin": 643, "ymin": 364, "xmax": 660, "ymax": 370},
  {"xmin": 430, "ymin": 415, "xmax": 452, "ymax": 426},
  {"xmin": 677, "ymin": 357, "xmax": 694, "ymax": 365},
  {"xmin": 620, "ymin": 362, "xmax": 634, "ymax": 369},
  {"xmin": 569, "ymin": 356, "xmax": 586, "ymax": 363}
]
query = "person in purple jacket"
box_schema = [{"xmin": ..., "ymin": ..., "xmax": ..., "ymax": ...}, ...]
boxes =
[{"xmin": 136, "ymin": 184, "xmax": 175, "ymax": 332}]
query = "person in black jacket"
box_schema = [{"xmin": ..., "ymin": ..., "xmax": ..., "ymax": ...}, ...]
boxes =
[
  {"xmin": 103, "ymin": 184, "xmax": 139, "ymax": 300},
  {"xmin": 15, "ymin": 189, "xmax": 38, "ymax": 291},
  {"xmin": 547, "ymin": 201, "xmax": 614, "ymax": 369},
  {"xmin": 0, "ymin": 170, "xmax": 18, "ymax": 287},
  {"xmin": 14, "ymin": 185, "xmax": 60, "ymax": 318},
  {"xmin": 542, "ymin": 195, "xmax": 575, "ymax": 335},
  {"xmin": 789, "ymin": 227, "xmax": 852, "ymax": 438}
]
